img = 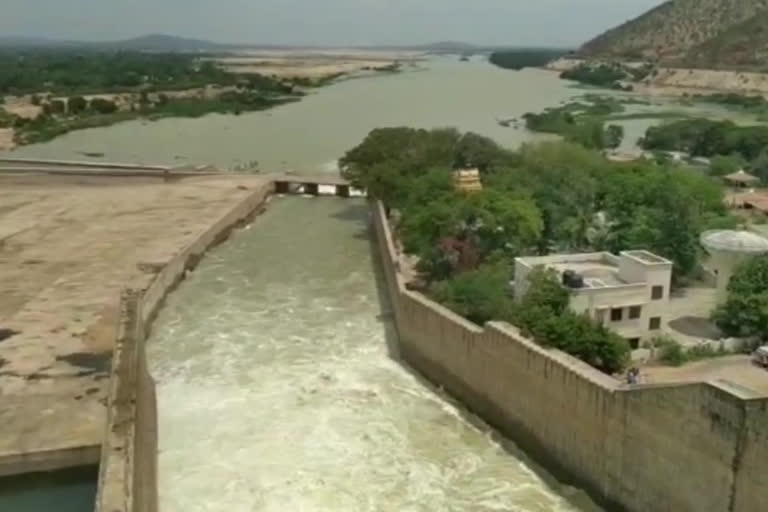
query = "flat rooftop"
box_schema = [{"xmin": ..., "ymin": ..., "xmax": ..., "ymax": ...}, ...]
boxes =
[
  {"xmin": 0, "ymin": 172, "xmax": 268, "ymax": 471},
  {"xmin": 519, "ymin": 250, "xmax": 671, "ymax": 290},
  {"xmin": 547, "ymin": 259, "xmax": 626, "ymax": 288}
]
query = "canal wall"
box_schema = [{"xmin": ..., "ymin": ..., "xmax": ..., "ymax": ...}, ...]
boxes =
[
  {"xmin": 96, "ymin": 183, "xmax": 273, "ymax": 512},
  {"xmin": 371, "ymin": 200, "xmax": 768, "ymax": 512}
]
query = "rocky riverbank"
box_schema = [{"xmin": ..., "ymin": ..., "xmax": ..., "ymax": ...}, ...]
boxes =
[{"xmin": 548, "ymin": 58, "xmax": 768, "ymax": 97}]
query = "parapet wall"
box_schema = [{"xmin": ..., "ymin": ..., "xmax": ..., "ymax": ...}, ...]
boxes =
[
  {"xmin": 371, "ymin": 200, "xmax": 768, "ymax": 512},
  {"xmin": 95, "ymin": 183, "xmax": 273, "ymax": 512}
]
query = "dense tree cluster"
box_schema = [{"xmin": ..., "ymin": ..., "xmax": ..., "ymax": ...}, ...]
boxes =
[
  {"xmin": 713, "ymin": 257, "xmax": 768, "ymax": 339},
  {"xmin": 0, "ymin": 51, "xmax": 293, "ymax": 95},
  {"xmin": 342, "ymin": 128, "xmax": 734, "ymax": 372},
  {"xmin": 642, "ymin": 119, "xmax": 768, "ymax": 161},
  {"xmin": 560, "ymin": 63, "xmax": 630, "ymax": 90},
  {"xmin": 522, "ymin": 97, "xmax": 627, "ymax": 150},
  {"xmin": 695, "ymin": 93, "xmax": 767, "ymax": 109},
  {"xmin": 1, "ymin": 51, "xmax": 306, "ymax": 146},
  {"xmin": 488, "ymin": 49, "xmax": 569, "ymax": 71}
]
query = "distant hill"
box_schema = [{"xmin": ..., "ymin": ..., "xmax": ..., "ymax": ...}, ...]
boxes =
[
  {"xmin": 105, "ymin": 34, "xmax": 224, "ymax": 51},
  {"xmin": 580, "ymin": 0, "xmax": 768, "ymax": 67},
  {"xmin": 0, "ymin": 34, "xmax": 530, "ymax": 56},
  {"xmin": 0, "ymin": 34, "xmax": 225, "ymax": 52}
]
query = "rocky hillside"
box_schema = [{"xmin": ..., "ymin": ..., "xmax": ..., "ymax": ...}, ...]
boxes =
[
  {"xmin": 581, "ymin": 0, "xmax": 768, "ymax": 66},
  {"xmin": 684, "ymin": 12, "xmax": 768, "ymax": 70}
]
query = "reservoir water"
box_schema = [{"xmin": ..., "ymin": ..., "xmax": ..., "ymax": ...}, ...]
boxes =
[
  {"xmin": 147, "ymin": 197, "xmax": 601, "ymax": 511},
  {"xmin": 5, "ymin": 58, "xmax": 575, "ymax": 171}
]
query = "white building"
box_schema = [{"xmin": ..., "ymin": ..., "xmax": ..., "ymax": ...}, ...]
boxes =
[{"xmin": 514, "ymin": 250, "xmax": 673, "ymax": 348}]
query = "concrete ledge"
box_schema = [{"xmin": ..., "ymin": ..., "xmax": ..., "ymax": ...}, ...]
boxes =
[
  {"xmin": 0, "ymin": 445, "xmax": 100, "ymax": 478},
  {"xmin": 95, "ymin": 183, "xmax": 273, "ymax": 512}
]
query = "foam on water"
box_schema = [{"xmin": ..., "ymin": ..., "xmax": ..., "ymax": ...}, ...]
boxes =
[{"xmin": 148, "ymin": 197, "xmax": 601, "ymax": 512}]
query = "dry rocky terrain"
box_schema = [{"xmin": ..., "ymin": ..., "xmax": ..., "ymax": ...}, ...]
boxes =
[{"xmin": 581, "ymin": 0, "xmax": 768, "ymax": 66}]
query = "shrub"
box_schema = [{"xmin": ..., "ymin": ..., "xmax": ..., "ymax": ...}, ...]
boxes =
[
  {"xmin": 67, "ymin": 96, "xmax": 87, "ymax": 114},
  {"xmin": 90, "ymin": 98, "xmax": 118, "ymax": 114},
  {"xmin": 48, "ymin": 99, "xmax": 66, "ymax": 114},
  {"xmin": 656, "ymin": 337, "xmax": 686, "ymax": 366},
  {"xmin": 429, "ymin": 264, "xmax": 514, "ymax": 325}
]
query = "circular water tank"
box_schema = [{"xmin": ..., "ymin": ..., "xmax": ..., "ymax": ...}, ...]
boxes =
[
  {"xmin": 701, "ymin": 230, "xmax": 768, "ymax": 302},
  {"xmin": 701, "ymin": 230, "xmax": 768, "ymax": 254}
]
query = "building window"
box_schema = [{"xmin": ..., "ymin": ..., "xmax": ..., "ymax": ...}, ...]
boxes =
[
  {"xmin": 629, "ymin": 305, "xmax": 642, "ymax": 320},
  {"xmin": 651, "ymin": 285, "xmax": 664, "ymax": 300},
  {"xmin": 627, "ymin": 338, "xmax": 641, "ymax": 350},
  {"xmin": 649, "ymin": 317, "xmax": 662, "ymax": 330},
  {"xmin": 611, "ymin": 308, "xmax": 623, "ymax": 322}
]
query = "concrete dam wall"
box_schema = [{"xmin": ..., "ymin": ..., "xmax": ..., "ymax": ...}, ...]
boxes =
[
  {"xmin": 95, "ymin": 184, "xmax": 273, "ymax": 512},
  {"xmin": 371, "ymin": 200, "xmax": 768, "ymax": 512}
]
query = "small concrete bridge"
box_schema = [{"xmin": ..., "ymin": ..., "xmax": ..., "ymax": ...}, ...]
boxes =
[
  {"xmin": 0, "ymin": 157, "xmax": 364, "ymax": 196},
  {"xmin": 268, "ymin": 173, "xmax": 363, "ymax": 197}
]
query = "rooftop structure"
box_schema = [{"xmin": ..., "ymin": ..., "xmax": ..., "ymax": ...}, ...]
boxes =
[
  {"xmin": 453, "ymin": 168, "xmax": 482, "ymax": 193},
  {"xmin": 727, "ymin": 190, "xmax": 768, "ymax": 213},
  {"xmin": 724, "ymin": 170, "xmax": 760, "ymax": 188},
  {"xmin": 515, "ymin": 250, "xmax": 673, "ymax": 346},
  {"xmin": 701, "ymin": 230, "xmax": 768, "ymax": 302}
]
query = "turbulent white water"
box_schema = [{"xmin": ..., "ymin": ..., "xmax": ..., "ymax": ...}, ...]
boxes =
[{"xmin": 147, "ymin": 198, "xmax": 601, "ymax": 512}]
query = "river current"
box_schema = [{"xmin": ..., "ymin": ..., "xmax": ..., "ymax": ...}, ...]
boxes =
[{"xmin": 146, "ymin": 198, "xmax": 600, "ymax": 512}]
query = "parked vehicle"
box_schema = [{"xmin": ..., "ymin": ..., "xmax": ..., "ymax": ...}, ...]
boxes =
[{"xmin": 752, "ymin": 345, "xmax": 768, "ymax": 369}]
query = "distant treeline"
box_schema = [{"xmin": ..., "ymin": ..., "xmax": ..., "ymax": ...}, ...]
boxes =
[
  {"xmin": 488, "ymin": 49, "xmax": 570, "ymax": 70},
  {"xmin": 0, "ymin": 50, "xmax": 291, "ymax": 96}
]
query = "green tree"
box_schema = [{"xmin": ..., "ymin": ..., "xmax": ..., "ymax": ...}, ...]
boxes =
[
  {"xmin": 90, "ymin": 98, "xmax": 118, "ymax": 114},
  {"xmin": 750, "ymin": 148, "xmax": 768, "ymax": 184},
  {"xmin": 430, "ymin": 264, "xmax": 514, "ymax": 325},
  {"xmin": 514, "ymin": 268, "xmax": 630, "ymax": 373},
  {"xmin": 605, "ymin": 124, "xmax": 624, "ymax": 149},
  {"xmin": 48, "ymin": 99, "xmax": 66, "ymax": 114},
  {"xmin": 710, "ymin": 154, "xmax": 746, "ymax": 177},
  {"xmin": 713, "ymin": 256, "xmax": 768, "ymax": 339},
  {"xmin": 67, "ymin": 96, "xmax": 87, "ymax": 114},
  {"xmin": 519, "ymin": 267, "xmax": 569, "ymax": 314}
]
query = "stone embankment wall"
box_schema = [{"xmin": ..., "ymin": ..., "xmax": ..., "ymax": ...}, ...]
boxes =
[
  {"xmin": 95, "ymin": 183, "xmax": 273, "ymax": 512},
  {"xmin": 371, "ymin": 200, "xmax": 768, "ymax": 512}
]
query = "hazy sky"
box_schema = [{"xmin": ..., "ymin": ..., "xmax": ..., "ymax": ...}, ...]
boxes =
[{"xmin": 4, "ymin": 0, "xmax": 667, "ymax": 47}]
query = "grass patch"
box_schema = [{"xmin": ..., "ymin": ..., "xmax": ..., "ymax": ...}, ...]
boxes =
[
  {"xmin": 653, "ymin": 335, "xmax": 732, "ymax": 367},
  {"xmin": 605, "ymin": 111, "xmax": 692, "ymax": 121}
]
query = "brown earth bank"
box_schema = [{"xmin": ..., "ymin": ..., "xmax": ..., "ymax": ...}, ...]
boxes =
[
  {"xmin": 0, "ymin": 173, "xmax": 269, "ymax": 476},
  {"xmin": 212, "ymin": 49, "xmax": 425, "ymax": 79},
  {"xmin": 548, "ymin": 57, "xmax": 768, "ymax": 97}
]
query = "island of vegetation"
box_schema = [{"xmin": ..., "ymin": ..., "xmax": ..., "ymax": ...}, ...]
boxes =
[
  {"xmin": 341, "ymin": 128, "xmax": 737, "ymax": 374},
  {"xmin": 521, "ymin": 95, "xmax": 629, "ymax": 150},
  {"xmin": 558, "ymin": 61, "xmax": 655, "ymax": 91},
  {"xmin": 488, "ymin": 49, "xmax": 570, "ymax": 71},
  {"xmin": 0, "ymin": 50, "xmax": 322, "ymax": 147}
]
